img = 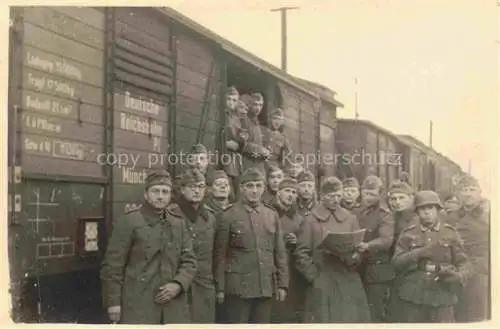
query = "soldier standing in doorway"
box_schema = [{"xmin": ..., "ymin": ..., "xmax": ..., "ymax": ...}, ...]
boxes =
[
  {"xmin": 355, "ymin": 175, "xmax": 394, "ymax": 322},
  {"xmin": 295, "ymin": 170, "xmax": 317, "ymax": 218},
  {"xmin": 262, "ymin": 107, "xmax": 292, "ymax": 170},
  {"xmin": 214, "ymin": 168, "xmax": 289, "ymax": 323},
  {"xmin": 239, "ymin": 93, "xmax": 272, "ymax": 175},
  {"xmin": 170, "ymin": 168, "xmax": 217, "ymax": 323},
  {"xmin": 262, "ymin": 165, "xmax": 285, "ymax": 206},
  {"xmin": 269, "ymin": 177, "xmax": 307, "ymax": 323},
  {"xmin": 451, "ymin": 175, "xmax": 490, "ymax": 322},
  {"xmin": 100, "ymin": 170, "xmax": 197, "ymax": 324},
  {"xmin": 391, "ymin": 190, "xmax": 471, "ymax": 323},
  {"xmin": 341, "ymin": 177, "xmax": 362, "ymax": 216},
  {"xmin": 223, "ymin": 88, "xmax": 246, "ymax": 200}
]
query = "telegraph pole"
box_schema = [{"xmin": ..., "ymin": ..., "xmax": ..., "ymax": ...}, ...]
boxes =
[
  {"xmin": 354, "ymin": 77, "xmax": 359, "ymax": 119},
  {"xmin": 270, "ymin": 6, "xmax": 299, "ymax": 72},
  {"xmin": 429, "ymin": 120, "xmax": 433, "ymax": 147}
]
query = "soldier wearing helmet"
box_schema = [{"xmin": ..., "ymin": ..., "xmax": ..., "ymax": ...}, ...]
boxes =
[
  {"xmin": 356, "ymin": 175, "xmax": 394, "ymax": 322},
  {"xmin": 390, "ymin": 191, "xmax": 471, "ymax": 322}
]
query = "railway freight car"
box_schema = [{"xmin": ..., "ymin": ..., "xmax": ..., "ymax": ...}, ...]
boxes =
[
  {"xmin": 397, "ymin": 134, "xmax": 464, "ymax": 193},
  {"xmin": 7, "ymin": 6, "xmax": 342, "ymax": 323},
  {"xmin": 335, "ymin": 118, "xmax": 407, "ymax": 191}
]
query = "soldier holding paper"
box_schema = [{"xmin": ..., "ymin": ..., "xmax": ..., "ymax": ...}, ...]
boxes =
[{"xmin": 294, "ymin": 176, "xmax": 371, "ymax": 323}]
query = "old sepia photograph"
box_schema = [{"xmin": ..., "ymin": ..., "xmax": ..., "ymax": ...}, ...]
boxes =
[{"xmin": 5, "ymin": 1, "xmax": 496, "ymax": 325}]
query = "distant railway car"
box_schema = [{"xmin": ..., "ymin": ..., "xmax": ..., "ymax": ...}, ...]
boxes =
[
  {"xmin": 7, "ymin": 6, "xmax": 342, "ymax": 323},
  {"xmin": 397, "ymin": 135, "xmax": 464, "ymax": 193},
  {"xmin": 335, "ymin": 119, "xmax": 406, "ymax": 191}
]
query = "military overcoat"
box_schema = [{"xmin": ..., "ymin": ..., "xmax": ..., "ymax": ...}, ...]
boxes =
[
  {"xmin": 294, "ymin": 204, "xmax": 371, "ymax": 323},
  {"xmin": 169, "ymin": 201, "xmax": 217, "ymax": 323},
  {"xmin": 100, "ymin": 203, "xmax": 197, "ymax": 324},
  {"xmin": 450, "ymin": 199, "xmax": 490, "ymax": 322}
]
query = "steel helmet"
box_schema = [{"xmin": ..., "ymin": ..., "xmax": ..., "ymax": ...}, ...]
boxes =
[{"xmin": 414, "ymin": 190, "xmax": 443, "ymax": 209}]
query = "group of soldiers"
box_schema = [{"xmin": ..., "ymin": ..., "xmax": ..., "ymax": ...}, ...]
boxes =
[{"xmin": 100, "ymin": 87, "xmax": 490, "ymax": 324}]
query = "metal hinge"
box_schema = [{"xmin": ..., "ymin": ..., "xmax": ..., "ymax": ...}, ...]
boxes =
[
  {"xmin": 14, "ymin": 166, "xmax": 21, "ymax": 183},
  {"xmin": 14, "ymin": 194, "xmax": 21, "ymax": 212}
]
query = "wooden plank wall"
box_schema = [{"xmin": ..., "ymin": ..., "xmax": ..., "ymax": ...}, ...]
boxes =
[
  {"xmin": 319, "ymin": 103, "xmax": 336, "ymax": 177},
  {"xmin": 175, "ymin": 30, "xmax": 219, "ymax": 163},
  {"xmin": 278, "ymin": 82, "xmax": 318, "ymax": 173},
  {"xmin": 111, "ymin": 7, "xmax": 173, "ymax": 217}
]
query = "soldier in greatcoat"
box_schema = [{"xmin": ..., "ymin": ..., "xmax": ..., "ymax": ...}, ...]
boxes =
[
  {"xmin": 295, "ymin": 170, "xmax": 317, "ymax": 218},
  {"xmin": 262, "ymin": 107, "xmax": 292, "ymax": 170},
  {"xmin": 203, "ymin": 170, "xmax": 232, "ymax": 324},
  {"xmin": 341, "ymin": 177, "xmax": 362, "ymax": 216},
  {"xmin": 269, "ymin": 177, "xmax": 307, "ymax": 323},
  {"xmin": 214, "ymin": 168, "xmax": 289, "ymax": 323},
  {"xmin": 100, "ymin": 170, "xmax": 197, "ymax": 324},
  {"xmin": 451, "ymin": 176, "xmax": 490, "ymax": 322},
  {"xmin": 356, "ymin": 175, "xmax": 394, "ymax": 322},
  {"xmin": 294, "ymin": 176, "xmax": 371, "ymax": 323},
  {"xmin": 391, "ymin": 190, "xmax": 471, "ymax": 322},
  {"xmin": 261, "ymin": 165, "xmax": 285, "ymax": 206},
  {"xmin": 170, "ymin": 168, "xmax": 217, "ymax": 323},
  {"xmin": 385, "ymin": 179, "xmax": 418, "ymax": 322}
]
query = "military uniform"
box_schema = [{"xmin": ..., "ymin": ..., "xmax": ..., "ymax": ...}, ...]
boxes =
[
  {"xmin": 341, "ymin": 200, "xmax": 362, "ymax": 216},
  {"xmin": 223, "ymin": 101, "xmax": 247, "ymax": 199},
  {"xmin": 294, "ymin": 177, "xmax": 371, "ymax": 323},
  {"xmin": 341, "ymin": 177, "xmax": 362, "ymax": 216},
  {"xmin": 452, "ymin": 198, "xmax": 490, "ymax": 322},
  {"xmin": 262, "ymin": 107, "xmax": 292, "ymax": 170},
  {"xmin": 295, "ymin": 171, "xmax": 317, "ymax": 218},
  {"xmin": 391, "ymin": 221, "xmax": 471, "ymax": 322},
  {"xmin": 261, "ymin": 189, "xmax": 276, "ymax": 206},
  {"xmin": 100, "ymin": 203, "xmax": 197, "ymax": 324},
  {"xmin": 203, "ymin": 176, "xmax": 233, "ymax": 324},
  {"xmin": 214, "ymin": 200, "xmax": 289, "ymax": 323},
  {"xmin": 357, "ymin": 203, "xmax": 394, "ymax": 322},
  {"xmin": 269, "ymin": 179, "xmax": 307, "ymax": 323},
  {"xmin": 238, "ymin": 94, "xmax": 267, "ymax": 175},
  {"xmin": 391, "ymin": 191, "xmax": 471, "ymax": 323}
]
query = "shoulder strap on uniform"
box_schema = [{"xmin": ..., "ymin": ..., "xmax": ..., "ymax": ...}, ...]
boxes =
[
  {"xmin": 443, "ymin": 223, "xmax": 457, "ymax": 231},
  {"xmin": 125, "ymin": 204, "xmax": 142, "ymax": 214},
  {"xmin": 401, "ymin": 224, "xmax": 417, "ymax": 233}
]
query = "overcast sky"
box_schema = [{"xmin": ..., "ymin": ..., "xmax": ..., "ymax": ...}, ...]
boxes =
[{"xmin": 169, "ymin": 0, "xmax": 498, "ymax": 197}]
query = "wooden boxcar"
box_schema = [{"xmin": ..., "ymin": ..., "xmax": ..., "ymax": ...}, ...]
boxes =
[
  {"xmin": 335, "ymin": 118, "xmax": 407, "ymax": 191},
  {"xmin": 7, "ymin": 6, "xmax": 342, "ymax": 322},
  {"xmin": 397, "ymin": 135, "xmax": 464, "ymax": 193}
]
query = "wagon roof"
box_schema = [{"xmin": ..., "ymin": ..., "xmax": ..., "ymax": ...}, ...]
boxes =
[
  {"xmin": 336, "ymin": 118, "xmax": 401, "ymax": 141},
  {"xmin": 397, "ymin": 134, "xmax": 461, "ymax": 170},
  {"xmin": 157, "ymin": 7, "xmax": 343, "ymax": 108}
]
